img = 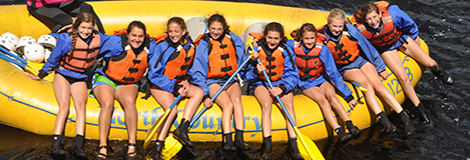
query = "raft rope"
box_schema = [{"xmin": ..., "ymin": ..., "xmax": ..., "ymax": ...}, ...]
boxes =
[{"xmin": 0, "ymin": 54, "xmax": 410, "ymax": 134}]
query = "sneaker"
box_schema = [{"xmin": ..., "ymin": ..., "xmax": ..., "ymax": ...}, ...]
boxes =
[
  {"xmin": 433, "ymin": 69, "xmax": 453, "ymax": 85},
  {"xmin": 348, "ymin": 126, "xmax": 363, "ymax": 139}
]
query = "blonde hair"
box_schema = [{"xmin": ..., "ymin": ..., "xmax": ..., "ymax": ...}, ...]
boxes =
[{"xmin": 327, "ymin": 8, "xmax": 351, "ymax": 24}]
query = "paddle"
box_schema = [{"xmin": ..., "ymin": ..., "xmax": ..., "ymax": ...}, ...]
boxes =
[
  {"xmin": 351, "ymin": 81, "xmax": 368, "ymax": 92},
  {"xmin": 0, "ymin": 45, "xmax": 28, "ymax": 64},
  {"xmin": 256, "ymin": 58, "xmax": 324, "ymax": 160},
  {"xmin": 0, "ymin": 49, "xmax": 39, "ymax": 75},
  {"xmin": 143, "ymin": 94, "xmax": 182, "ymax": 149},
  {"xmin": 161, "ymin": 54, "xmax": 254, "ymax": 159}
]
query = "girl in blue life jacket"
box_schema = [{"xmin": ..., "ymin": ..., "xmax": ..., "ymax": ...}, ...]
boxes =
[
  {"xmin": 353, "ymin": 1, "xmax": 452, "ymax": 123},
  {"xmin": 25, "ymin": 12, "xmax": 119, "ymax": 157},
  {"xmin": 245, "ymin": 22, "xmax": 302, "ymax": 160},
  {"xmin": 320, "ymin": 8, "xmax": 415, "ymax": 137},
  {"xmin": 147, "ymin": 17, "xmax": 206, "ymax": 159},
  {"xmin": 191, "ymin": 14, "xmax": 251, "ymax": 151},
  {"xmin": 290, "ymin": 23, "xmax": 362, "ymax": 143},
  {"xmin": 89, "ymin": 21, "xmax": 153, "ymax": 159}
]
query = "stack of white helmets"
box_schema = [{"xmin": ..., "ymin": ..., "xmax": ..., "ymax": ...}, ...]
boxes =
[
  {"xmin": 0, "ymin": 32, "xmax": 19, "ymax": 52},
  {"xmin": 0, "ymin": 32, "xmax": 57, "ymax": 63},
  {"xmin": 37, "ymin": 34, "xmax": 56, "ymax": 62}
]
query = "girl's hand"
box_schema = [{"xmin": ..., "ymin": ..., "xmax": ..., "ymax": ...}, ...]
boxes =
[
  {"xmin": 414, "ymin": 36, "xmax": 421, "ymax": 46},
  {"xmin": 379, "ymin": 71, "xmax": 389, "ymax": 80},
  {"xmin": 25, "ymin": 73, "xmax": 41, "ymax": 80},
  {"xmin": 348, "ymin": 99, "xmax": 358, "ymax": 109},
  {"xmin": 250, "ymin": 50, "xmax": 259, "ymax": 60},
  {"xmin": 268, "ymin": 87, "xmax": 283, "ymax": 97},
  {"xmin": 177, "ymin": 80, "xmax": 190, "ymax": 96},
  {"xmin": 203, "ymin": 97, "xmax": 213, "ymax": 108},
  {"xmin": 256, "ymin": 63, "xmax": 265, "ymax": 75}
]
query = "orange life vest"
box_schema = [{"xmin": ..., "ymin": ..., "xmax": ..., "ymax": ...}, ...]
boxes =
[
  {"xmin": 356, "ymin": 2, "xmax": 403, "ymax": 50},
  {"xmin": 104, "ymin": 34, "xmax": 149, "ymax": 84},
  {"xmin": 197, "ymin": 34, "xmax": 238, "ymax": 79},
  {"xmin": 164, "ymin": 39, "xmax": 195, "ymax": 82},
  {"xmin": 294, "ymin": 34, "xmax": 326, "ymax": 81},
  {"xmin": 325, "ymin": 30, "xmax": 361, "ymax": 65},
  {"xmin": 60, "ymin": 31, "xmax": 101, "ymax": 73}
]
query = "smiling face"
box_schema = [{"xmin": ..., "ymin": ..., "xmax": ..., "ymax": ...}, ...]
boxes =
[
  {"xmin": 301, "ymin": 31, "xmax": 317, "ymax": 49},
  {"xmin": 265, "ymin": 31, "xmax": 281, "ymax": 50},
  {"xmin": 209, "ymin": 21, "xmax": 224, "ymax": 40},
  {"xmin": 327, "ymin": 19, "xmax": 345, "ymax": 36},
  {"xmin": 77, "ymin": 22, "xmax": 94, "ymax": 39},
  {"xmin": 127, "ymin": 27, "xmax": 145, "ymax": 49},
  {"xmin": 168, "ymin": 22, "xmax": 186, "ymax": 43},
  {"xmin": 365, "ymin": 10, "xmax": 381, "ymax": 29}
]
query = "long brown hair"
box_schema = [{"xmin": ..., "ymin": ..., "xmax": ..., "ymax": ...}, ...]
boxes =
[
  {"xmin": 167, "ymin": 17, "xmax": 189, "ymax": 41},
  {"xmin": 294, "ymin": 23, "xmax": 317, "ymax": 42},
  {"xmin": 70, "ymin": 12, "xmax": 96, "ymax": 58},
  {"xmin": 353, "ymin": 2, "xmax": 380, "ymax": 23},
  {"xmin": 263, "ymin": 22, "xmax": 286, "ymax": 43},
  {"xmin": 208, "ymin": 14, "xmax": 230, "ymax": 33}
]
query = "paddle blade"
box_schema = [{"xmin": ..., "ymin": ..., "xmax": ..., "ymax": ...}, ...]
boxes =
[
  {"xmin": 161, "ymin": 135, "xmax": 183, "ymax": 160},
  {"xmin": 294, "ymin": 127, "xmax": 325, "ymax": 160},
  {"xmin": 143, "ymin": 111, "xmax": 170, "ymax": 149}
]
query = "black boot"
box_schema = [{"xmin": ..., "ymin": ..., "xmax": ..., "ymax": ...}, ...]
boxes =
[
  {"xmin": 432, "ymin": 69, "xmax": 453, "ymax": 85},
  {"xmin": 416, "ymin": 103, "xmax": 431, "ymax": 123},
  {"xmin": 173, "ymin": 118, "xmax": 195, "ymax": 148},
  {"xmin": 153, "ymin": 140, "xmax": 164, "ymax": 160},
  {"xmin": 222, "ymin": 133, "xmax": 237, "ymax": 151},
  {"xmin": 377, "ymin": 112, "xmax": 397, "ymax": 133},
  {"xmin": 345, "ymin": 120, "xmax": 362, "ymax": 139},
  {"xmin": 235, "ymin": 129, "xmax": 252, "ymax": 150},
  {"xmin": 74, "ymin": 134, "xmax": 87, "ymax": 157},
  {"xmin": 260, "ymin": 136, "xmax": 272, "ymax": 160},
  {"xmin": 399, "ymin": 111, "xmax": 415, "ymax": 137},
  {"xmin": 334, "ymin": 127, "xmax": 352, "ymax": 143},
  {"xmin": 288, "ymin": 137, "xmax": 303, "ymax": 160},
  {"xmin": 51, "ymin": 134, "xmax": 66, "ymax": 155}
]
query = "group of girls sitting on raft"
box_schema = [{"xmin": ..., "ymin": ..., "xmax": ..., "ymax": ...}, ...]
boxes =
[{"xmin": 25, "ymin": 1, "xmax": 452, "ymax": 159}]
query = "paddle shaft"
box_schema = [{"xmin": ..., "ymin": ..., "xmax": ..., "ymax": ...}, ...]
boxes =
[
  {"xmin": 0, "ymin": 46, "xmax": 27, "ymax": 64},
  {"xmin": 256, "ymin": 59, "xmax": 298, "ymax": 126},
  {"xmin": 256, "ymin": 58, "xmax": 316, "ymax": 158},
  {"xmin": 188, "ymin": 54, "xmax": 253, "ymax": 127},
  {"xmin": 0, "ymin": 51, "xmax": 26, "ymax": 69}
]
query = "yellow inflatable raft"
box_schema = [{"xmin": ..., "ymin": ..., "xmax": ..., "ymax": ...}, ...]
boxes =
[{"xmin": 0, "ymin": 1, "xmax": 427, "ymax": 143}]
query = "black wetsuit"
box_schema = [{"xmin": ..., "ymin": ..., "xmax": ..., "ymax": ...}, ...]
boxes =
[{"xmin": 27, "ymin": 0, "xmax": 105, "ymax": 34}]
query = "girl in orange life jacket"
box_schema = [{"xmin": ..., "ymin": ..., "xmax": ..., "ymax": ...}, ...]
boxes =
[
  {"xmin": 25, "ymin": 12, "xmax": 118, "ymax": 157},
  {"xmin": 321, "ymin": 8, "xmax": 415, "ymax": 137},
  {"xmin": 147, "ymin": 17, "xmax": 205, "ymax": 159},
  {"xmin": 353, "ymin": 1, "xmax": 452, "ymax": 123},
  {"xmin": 192, "ymin": 14, "xmax": 251, "ymax": 151},
  {"xmin": 245, "ymin": 22, "xmax": 301, "ymax": 160},
  {"xmin": 291, "ymin": 23, "xmax": 362, "ymax": 143},
  {"xmin": 89, "ymin": 21, "xmax": 153, "ymax": 159}
]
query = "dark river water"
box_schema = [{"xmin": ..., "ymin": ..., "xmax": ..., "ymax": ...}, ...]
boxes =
[{"xmin": 1, "ymin": 0, "xmax": 470, "ymax": 159}]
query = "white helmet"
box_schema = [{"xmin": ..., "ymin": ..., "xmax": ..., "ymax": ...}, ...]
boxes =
[
  {"xmin": 44, "ymin": 48, "xmax": 52, "ymax": 62},
  {"xmin": 0, "ymin": 32, "xmax": 19, "ymax": 51},
  {"xmin": 16, "ymin": 36, "xmax": 37, "ymax": 54},
  {"xmin": 37, "ymin": 34, "xmax": 56, "ymax": 49},
  {"xmin": 186, "ymin": 17, "xmax": 208, "ymax": 41},
  {"xmin": 23, "ymin": 44, "xmax": 45, "ymax": 63}
]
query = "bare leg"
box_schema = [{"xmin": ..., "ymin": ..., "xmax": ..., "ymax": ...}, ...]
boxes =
[
  {"xmin": 254, "ymin": 86, "xmax": 273, "ymax": 137},
  {"xmin": 52, "ymin": 74, "xmax": 72, "ymax": 135},
  {"xmin": 381, "ymin": 50, "xmax": 421, "ymax": 106},
  {"xmin": 115, "ymin": 84, "xmax": 138, "ymax": 157},
  {"xmin": 94, "ymin": 84, "xmax": 115, "ymax": 157}
]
